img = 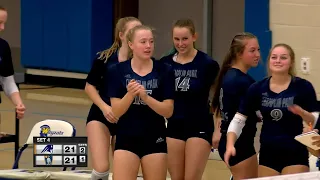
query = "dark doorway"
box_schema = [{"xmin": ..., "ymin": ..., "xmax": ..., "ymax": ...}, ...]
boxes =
[{"xmin": 113, "ymin": 0, "xmax": 139, "ymax": 30}]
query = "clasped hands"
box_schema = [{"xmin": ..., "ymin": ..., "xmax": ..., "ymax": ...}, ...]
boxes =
[{"xmin": 127, "ymin": 79, "xmax": 148, "ymax": 100}]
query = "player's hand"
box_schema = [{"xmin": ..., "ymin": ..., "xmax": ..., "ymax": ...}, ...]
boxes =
[
  {"xmin": 288, "ymin": 104, "xmax": 305, "ymax": 116},
  {"xmin": 212, "ymin": 129, "xmax": 221, "ymax": 149},
  {"xmin": 127, "ymin": 79, "xmax": 140, "ymax": 97},
  {"xmin": 16, "ymin": 103, "xmax": 26, "ymax": 119},
  {"xmin": 138, "ymin": 85, "xmax": 148, "ymax": 101},
  {"xmin": 224, "ymin": 145, "xmax": 236, "ymax": 167},
  {"xmin": 101, "ymin": 104, "xmax": 118, "ymax": 123},
  {"xmin": 288, "ymin": 104, "xmax": 313, "ymax": 125},
  {"xmin": 303, "ymin": 126, "xmax": 312, "ymax": 133},
  {"xmin": 311, "ymin": 129, "xmax": 320, "ymax": 147}
]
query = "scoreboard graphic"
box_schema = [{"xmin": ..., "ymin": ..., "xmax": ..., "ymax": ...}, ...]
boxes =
[{"xmin": 33, "ymin": 137, "xmax": 87, "ymax": 167}]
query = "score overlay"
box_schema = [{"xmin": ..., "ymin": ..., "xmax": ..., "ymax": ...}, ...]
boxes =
[{"xmin": 33, "ymin": 137, "xmax": 87, "ymax": 167}]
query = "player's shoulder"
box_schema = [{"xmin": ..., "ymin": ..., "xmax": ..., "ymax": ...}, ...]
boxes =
[
  {"xmin": 159, "ymin": 53, "xmax": 174, "ymax": 64},
  {"xmin": 197, "ymin": 50, "xmax": 219, "ymax": 69},
  {"xmin": 292, "ymin": 76, "xmax": 312, "ymax": 85},
  {"xmin": 0, "ymin": 38, "xmax": 9, "ymax": 48},
  {"xmin": 248, "ymin": 77, "xmax": 269, "ymax": 90},
  {"xmin": 291, "ymin": 76, "xmax": 315, "ymax": 91},
  {"xmin": 154, "ymin": 58, "xmax": 173, "ymax": 73}
]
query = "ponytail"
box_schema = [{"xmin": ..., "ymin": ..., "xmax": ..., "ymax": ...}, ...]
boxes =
[
  {"xmin": 97, "ymin": 41, "xmax": 120, "ymax": 62},
  {"xmin": 211, "ymin": 50, "xmax": 234, "ymax": 114},
  {"xmin": 211, "ymin": 32, "xmax": 257, "ymax": 114}
]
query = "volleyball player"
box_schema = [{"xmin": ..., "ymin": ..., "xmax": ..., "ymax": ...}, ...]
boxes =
[
  {"xmin": 107, "ymin": 25, "xmax": 175, "ymax": 180},
  {"xmin": 85, "ymin": 17, "xmax": 141, "ymax": 180},
  {"xmin": 211, "ymin": 33, "xmax": 260, "ymax": 180},
  {"xmin": 0, "ymin": 6, "xmax": 25, "ymax": 119},
  {"xmin": 226, "ymin": 43, "xmax": 319, "ymax": 177},
  {"xmin": 161, "ymin": 19, "xmax": 220, "ymax": 180}
]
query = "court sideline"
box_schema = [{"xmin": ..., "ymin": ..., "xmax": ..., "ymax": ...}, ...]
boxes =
[{"xmin": 0, "ymin": 84, "xmax": 261, "ymax": 179}]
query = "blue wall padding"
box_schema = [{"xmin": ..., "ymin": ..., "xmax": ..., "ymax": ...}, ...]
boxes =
[{"xmin": 21, "ymin": 0, "xmax": 114, "ymax": 73}]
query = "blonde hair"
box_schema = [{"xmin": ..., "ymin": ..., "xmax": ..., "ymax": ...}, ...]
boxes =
[
  {"xmin": 126, "ymin": 25, "xmax": 154, "ymax": 58},
  {"xmin": 98, "ymin": 16, "xmax": 140, "ymax": 62},
  {"xmin": 266, "ymin": 43, "xmax": 296, "ymax": 76}
]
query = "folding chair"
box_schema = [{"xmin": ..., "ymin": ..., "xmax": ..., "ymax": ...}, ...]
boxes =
[{"xmin": 0, "ymin": 119, "xmax": 76, "ymax": 180}]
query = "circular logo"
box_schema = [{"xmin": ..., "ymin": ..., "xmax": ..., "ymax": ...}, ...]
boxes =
[{"xmin": 270, "ymin": 109, "xmax": 283, "ymax": 121}]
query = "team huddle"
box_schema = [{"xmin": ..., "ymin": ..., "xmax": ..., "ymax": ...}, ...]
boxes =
[{"xmin": 85, "ymin": 17, "xmax": 320, "ymax": 180}]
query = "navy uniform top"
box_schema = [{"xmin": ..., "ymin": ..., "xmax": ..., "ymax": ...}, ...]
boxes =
[
  {"xmin": 86, "ymin": 52, "xmax": 119, "ymax": 105},
  {"xmin": 219, "ymin": 68, "xmax": 258, "ymax": 138},
  {"xmin": 107, "ymin": 58, "xmax": 175, "ymax": 136},
  {"xmin": 0, "ymin": 38, "xmax": 15, "ymax": 103},
  {"xmin": 239, "ymin": 76, "xmax": 318, "ymax": 147},
  {"xmin": 160, "ymin": 50, "xmax": 219, "ymax": 121}
]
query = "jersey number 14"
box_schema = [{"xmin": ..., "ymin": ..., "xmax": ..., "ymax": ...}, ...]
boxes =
[{"xmin": 175, "ymin": 77, "xmax": 190, "ymax": 91}]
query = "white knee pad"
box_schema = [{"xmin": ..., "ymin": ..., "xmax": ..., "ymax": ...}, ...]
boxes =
[{"xmin": 91, "ymin": 169, "xmax": 109, "ymax": 180}]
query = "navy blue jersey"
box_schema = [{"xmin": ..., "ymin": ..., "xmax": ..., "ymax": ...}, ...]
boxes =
[
  {"xmin": 219, "ymin": 68, "xmax": 257, "ymax": 137},
  {"xmin": 239, "ymin": 77, "xmax": 318, "ymax": 147},
  {"xmin": 86, "ymin": 52, "xmax": 119, "ymax": 105},
  {"xmin": 107, "ymin": 58, "xmax": 175, "ymax": 136},
  {"xmin": 0, "ymin": 38, "xmax": 15, "ymax": 103},
  {"xmin": 160, "ymin": 50, "xmax": 219, "ymax": 121}
]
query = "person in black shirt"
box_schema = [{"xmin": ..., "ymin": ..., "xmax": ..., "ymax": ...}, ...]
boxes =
[
  {"xmin": 85, "ymin": 17, "xmax": 141, "ymax": 180},
  {"xmin": 226, "ymin": 43, "xmax": 318, "ymax": 177},
  {"xmin": 0, "ymin": 6, "xmax": 25, "ymax": 119},
  {"xmin": 108, "ymin": 25, "xmax": 175, "ymax": 180},
  {"xmin": 161, "ymin": 19, "xmax": 220, "ymax": 180},
  {"xmin": 211, "ymin": 33, "xmax": 260, "ymax": 180}
]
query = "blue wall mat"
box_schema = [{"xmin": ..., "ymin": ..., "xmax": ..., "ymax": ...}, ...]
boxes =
[
  {"xmin": 20, "ymin": 0, "xmax": 44, "ymax": 68},
  {"xmin": 42, "ymin": 0, "xmax": 68, "ymax": 70},
  {"xmin": 21, "ymin": 0, "xmax": 114, "ymax": 73},
  {"xmin": 65, "ymin": 0, "xmax": 92, "ymax": 72},
  {"xmin": 91, "ymin": 0, "xmax": 114, "ymax": 62},
  {"xmin": 245, "ymin": 0, "xmax": 272, "ymax": 81}
]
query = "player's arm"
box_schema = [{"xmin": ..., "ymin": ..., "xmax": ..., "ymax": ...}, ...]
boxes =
[
  {"xmin": 107, "ymin": 66, "xmax": 135, "ymax": 119},
  {"xmin": 288, "ymin": 80, "xmax": 319, "ymax": 128},
  {"xmin": 227, "ymin": 113, "xmax": 248, "ymax": 146},
  {"xmin": 0, "ymin": 75, "xmax": 20, "ymax": 103},
  {"xmin": 227, "ymin": 82, "xmax": 259, "ymax": 146},
  {"xmin": 85, "ymin": 59, "xmax": 109, "ymax": 110},
  {"xmin": 213, "ymin": 108, "xmax": 222, "ymax": 131},
  {"xmin": 110, "ymin": 93, "xmax": 135, "ymax": 119},
  {"xmin": 140, "ymin": 65, "xmax": 174, "ymax": 118},
  {"xmin": 208, "ymin": 59, "xmax": 220, "ymax": 131},
  {"xmin": 0, "ymin": 41, "xmax": 22, "ymax": 106},
  {"xmin": 141, "ymin": 96, "xmax": 173, "ymax": 118}
]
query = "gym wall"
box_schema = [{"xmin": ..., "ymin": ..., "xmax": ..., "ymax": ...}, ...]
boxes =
[
  {"xmin": 2, "ymin": 0, "xmax": 273, "ymax": 86},
  {"xmin": 270, "ymin": 0, "xmax": 320, "ymax": 98}
]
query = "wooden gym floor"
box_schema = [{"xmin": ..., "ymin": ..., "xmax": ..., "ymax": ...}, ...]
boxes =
[{"xmin": 0, "ymin": 84, "xmax": 263, "ymax": 179}]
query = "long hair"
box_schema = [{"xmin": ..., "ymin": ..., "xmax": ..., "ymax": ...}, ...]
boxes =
[
  {"xmin": 97, "ymin": 17, "xmax": 140, "ymax": 62},
  {"xmin": 211, "ymin": 32, "xmax": 257, "ymax": 114}
]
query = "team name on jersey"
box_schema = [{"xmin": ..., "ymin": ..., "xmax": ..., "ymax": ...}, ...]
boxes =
[
  {"xmin": 174, "ymin": 69, "xmax": 198, "ymax": 78},
  {"xmin": 261, "ymin": 96, "xmax": 294, "ymax": 108},
  {"xmin": 126, "ymin": 79, "xmax": 158, "ymax": 89}
]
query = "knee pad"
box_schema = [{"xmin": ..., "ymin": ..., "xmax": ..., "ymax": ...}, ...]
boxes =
[{"xmin": 91, "ymin": 169, "xmax": 109, "ymax": 180}]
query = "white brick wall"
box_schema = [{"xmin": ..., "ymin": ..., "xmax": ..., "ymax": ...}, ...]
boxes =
[{"xmin": 270, "ymin": 0, "xmax": 320, "ymax": 99}]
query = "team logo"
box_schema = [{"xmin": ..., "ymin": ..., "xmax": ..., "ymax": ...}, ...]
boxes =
[
  {"xmin": 44, "ymin": 155, "xmax": 53, "ymax": 165},
  {"xmin": 40, "ymin": 125, "xmax": 64, "ymax": 137},
  {"xmin": 41, "ymin": 145, "xmax": 53, "ymax": 154}
]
